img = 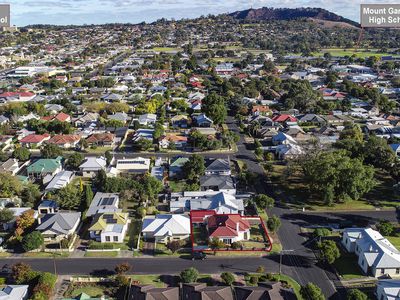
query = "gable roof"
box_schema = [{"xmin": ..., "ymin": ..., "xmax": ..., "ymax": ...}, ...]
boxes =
[
  {"xmin": 142, "ymin": 214, "xmax": 190, "ymax": 237},
  {"xmin": 37, "ymin": 212, "xmax": 81, "ymax": 235},
  {"xmin": 205, "ymin": 159, "xmax": 230, "ymax": 173},
  {"xmin": 89, "ymin": 212, "xmax": 129, "ymax": 231},
  {"xmin": 27, "ymin": 157, "xmax": 63, "ymax": 174}
]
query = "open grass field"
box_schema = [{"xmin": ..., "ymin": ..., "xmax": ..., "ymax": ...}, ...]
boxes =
[
  {"xmin": 271, "ymin": 164, "xmax": 399, "ymax": 211},
  {"xmin": 313, "ymin": 48, "xmax": 393, "ymax": 58}
]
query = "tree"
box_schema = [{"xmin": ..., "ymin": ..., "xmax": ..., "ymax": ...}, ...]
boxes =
[
  {"xmin": 202, "ymin": 92, "xmax": 227, "ymax": 125},
  {"xmin": 220, "ymin": 272, "xmax": 235, "ymax": 285},
  {"xmin": 301, "ymin": 283, "xmax": 325, "ymax": 300},
  {"xmin": 182, "ymin": 154, "xmax": 205, "ymax": 181},
  {"xmin": 21, "ymin": 183, "xmax": 41, "ymax": 207},
  {"xmin": 313, "ymin": 228, "xmax": 331, "ymax": 239},
  {"xmin": 317, "ymin": 240, "xmax": 340, "ymax": 264},
  {"xmin": 376, "ymin": 220, "xmax": 394, "ymax": 236},
  {"xmin": 209, "ymin": 237, "xmax": 226, "ymax": 250},
  {"xmin": 11, "ymin": 263, "xmax": 35, "ymax": 284},
  {"xmin": 105, "ymin": 150, "xmax": 113, "ymax": 165},
  {"xmin": 0, "ymin": 208, "xmax": 14, "ymax": 223},
  {"xmin": 53, "ymin": 184, "xmax": 82, "ymax": 210},
  {"xmin": 41, "ymin": 144, "xmax": 62, "ymax": 158},
  {"xmin": 84, "ymin": 184, "xmax": 93, "ymax": 209},
  {"xmin": 15, "ymin": 209, "xmax": 35, "ymax": 233},
  {"xmin": 363, "ymin": 135, "xmax": 396, "ymax": 170},
  {"xmin": 347, "ymin": 289, "xmax": 368, "ymax": 300},
  {"xmin": 0, "ymin": 173, "xmax": 23, "ymax": 197},
  {"xmin": 135, "ymin": 138, "xmax": 153, "ymax": 151},
  {"xmin": 180, "ymin": 267, "xmax": 199, "ymax": 283},
  {"xmin": 115, "ymin": 263, "xmax": 131, "ymax": 275},
  {"xmin": 166, "ymin": 240, "xmax": 183, "ymax": 253},
  {"xmin": 22, "ymin": 231, "xmax": 44, "ymax": 252},
  {"xmin": 66, "ymin": 152, "xmax": 84, "ymax": 170},
  {"xmin": 302, "ymin": 151, "xmax": 375, "ymax": 205},
  {"xmin": 12, "ymin": 147, "xmax": 30, "ymax": 161},
  {"xmin": 267, "ymin": 215, "xmax": 281, "ymax": 233},
  {"xmin": 254, "ymin": 194, "xmax": 274, "ymax": 209}
]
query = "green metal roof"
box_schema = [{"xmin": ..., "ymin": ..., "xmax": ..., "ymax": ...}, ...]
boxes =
[{"xmin": 26, "ymin": 156, "xmax": 62, "ymax": 173}]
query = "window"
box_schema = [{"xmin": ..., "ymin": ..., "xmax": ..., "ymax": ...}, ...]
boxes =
[
  {"xmin": 105, "ymin": 236, "xmax": 110, "ymax": 242},
  {"xmin": 396, "ymin": 268, "xmax": 400, "ymax": 274},
  {"xmin": 113, "ymin": 236, "xmax": 118, "ymax": 242},
  {"xmin": 381, "ymin": 268, "xmax": 385, "ymax": 274}
]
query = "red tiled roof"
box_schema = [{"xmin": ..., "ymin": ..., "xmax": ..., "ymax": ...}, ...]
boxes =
[
  {"xmin": 272, "ymin": 114, "xmax": 297, "ymax": 123},
  {"xmin": 190, "ymin": 210, "xmax": 215, "ymax": 223},
  {"xmin": 0, "ymin": 91, "xmax": 35, "ymax": 98},
  {"xmin": 86, "ymin": 133, "xmax": 115, "ymax": 143},
  {"xmin": 47, "ymin": 135, "xmax": 80, "ymax": 145},
  {"xmin": 41, "ymin": 112, "xmax": 71, "ymax": 122},
  {"xmin": 208, "ymin": 215, "xmax": 250, "ymax": 238},
  {"xmin": 20, "ymin": 134, "xmax": 50, "ymax": 144}
]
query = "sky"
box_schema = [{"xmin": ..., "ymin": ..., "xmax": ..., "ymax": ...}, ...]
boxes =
[{"xmin": 1, "ymin": 0, "xmax": 398, "ymax": 26}]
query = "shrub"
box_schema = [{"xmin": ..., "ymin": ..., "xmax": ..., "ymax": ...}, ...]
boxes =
[
  {"xmin": 22, "ymin": 231, "xmax": 44, "ymax": 252},
  {"xmin": 231, "ymin": 241, "xmax": 242, "ymax": 249},
  {"xmin": 221, "ymin": 272, "xmax": 235, "ymax": 285},
  {"xmin": 249, "ymin": 275, "xmax": 259, "ymax": 285},
  {"xmin": 180, "ymin": 267, "xmax": 199, "ymax": 283}
]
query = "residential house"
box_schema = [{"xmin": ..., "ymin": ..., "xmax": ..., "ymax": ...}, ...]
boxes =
[
  {"xmin": 271, "ymin": 114, "xmax": 297, "ymax": 125},
  {"xmin": 37, "ymin": 200, "xmax": 58, "ymax": 215},
  {"xmin": 194, "ymin": 114, "xmax": 213, "ymax": 127},
  {"xmin": 74, "ymin": 112, "xmax": 99, "ymax": 127},
  {"xmin": 86, "ymin": 133, "xmax": 115, "ymax": 147},
  {"xmin": 0, "ymin": 135, "xmax": 12, "ymax": 151},
  {"xmin": 182, "ymin": 283, "xmax": 233, "ymax": 300},
  {"xmin": 26, "ymin": 157, "xmax": 63, "ymax": 180},
  {"xmin": 47, "ymin": 135, "xmax": 80, "ymax": 149},
  {"xmin": 0, "ymin": 115, "xmax": 9, "ymax": 125},
  {"xmin": 86, "ymin": 192, "xmax": 120, "ymax": 217},
  {"xmin": 169, "ymin": 157, "xmax": 189, "ymax": 179},
  {"xmin": 138, "ymin": 113, "xmax": 157, "ymax": 126},
  {"xmin": 207, "ymin": 214, "xmax": 251, "ymax": 244},
  {"xmin": 89, "ymin": 212, "xmax": 130, "ymax": 243},
  {"xmin": 376, "ymin": 279, "xmax": 400, "ymax": 300},
  {"xmin": 275, "ymin": 143, "xmax": 304, "ymax": 160},
  {"xmin": 36, "ymin": 212, "xmax": 81, "ymax": 242},
  {"xmin": 1, "ymin": 208, "xmax": 37, "ymax": 231},
  {"xmin": 0, "ymin": 285, "xmax": 29, "ymax": 300},
  {"xmin": 132, "ymin": 129, "xmax": 154, "ymax": 142},
  {"xmin": 171, "ymin": 114, "xmax": 189, "ymax": 128},
  {"xmin": 44, "ymin": 170, "xmax": 74, "ymax": 192},
  {"xmin": 0, "ymin": 159, "xmax": 21, "ymax": 175},
  {"xmin": 271, "ymin": 132, "xmax": 297, "ymax": 146},
  {"xmin": 141, "ymin": 214, "xmax": 191, "ymax": 243},
  {"xmin": 115, "ymin": 157, "xmax": 150, "ymax": 174},
  {"xmin": 170, "ymin": 191, "xmax": 244, "ymax": 214},
  {"xmin": 20, "ymin": 133, "xmax": 50, "ymax": 148},
  {"xmin": 200, "ymin": 175, "xmax": 235, "ymax": 194},
  {"xmin": 79, "ymin": 156, "xmax": 107, "ymax": 178},
  {"xmin": 108, "ymin": 112, "xmax": 129, "ymax": 124},
  {"xmin": 44, "ymin": 104, "xmax": 64, "ymax": 114},
  {"xmin": 41, "ymin": 112, "xmax": 71, "ymax": 122},
  {"xmin": 205, "ymin": 159, "xmax": 231, "ymax": 176},
  {"xmin": 129, "ymin": 285, "xmax": 179, "ymax": 300},
  {"xmin": 342, "ymin": 228, "xmax": 400, "ymax": 277},
  {"xmin": 235, "ymin": 282, "xmax": 294, "ymax": 300},
  {"xmin": 159, "ymin": 134, "xmax": 188, "ymax": 149}
]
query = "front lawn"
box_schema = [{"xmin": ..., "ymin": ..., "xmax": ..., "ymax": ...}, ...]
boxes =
[
  {"xmin": 23, "ymin": 252, "xmax": 69, "ymax": 258},
  {"xmin": 84, "ymin": 251, "xmax": 119, "ymax": 258},
  {"xmin": 386, "ymin": 236, "xmax": 400, "ymax": 250}
]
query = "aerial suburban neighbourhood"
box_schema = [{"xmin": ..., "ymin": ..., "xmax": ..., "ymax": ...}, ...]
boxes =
[{"xmin": 0, "ymin": 2, "xmax": 400, "ymax": 300}]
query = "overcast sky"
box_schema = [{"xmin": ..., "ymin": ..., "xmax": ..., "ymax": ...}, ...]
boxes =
[{"xmin": 1, "ymin": 0, "xmax": 396, "ymax": 26}]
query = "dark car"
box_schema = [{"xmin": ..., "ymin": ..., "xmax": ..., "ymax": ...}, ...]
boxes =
[{"xmin": 192, "ymin": 251, "xmax": 206, "ymax": 260}]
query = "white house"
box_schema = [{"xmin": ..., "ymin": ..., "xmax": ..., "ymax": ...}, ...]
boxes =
[
  {"xmin": 44, "ymin": 170, "xmax": 74, "ymax": 192},
  {"xmin": 138, "ymin": 113, "xmax": 157, "ymax": 126},
  {"xmin": 342, "ymin": 228, "xmax": 400, "ymax": 278},
  {"xmin": 79, "ymin": 156, "xmax": 107, "ymax": 178},
  {"xmin": 376, "ymin": 279, "xmax": 400, "ymax": 300},
  {"xmin": 87, "ymin": 192, "xmax": 120, "ymax": 217},
  {"xmin": 142, "ymin": 214, "xmax": 191, "ymax": 244},
  {"xmin": 0, "ymin": 285, "xmax": 29, "ymax": 300},
  {"xmin": 115, "ymin": 157, "xmax": 150, "ymax": 174},
  {"xmin": 88, "ymin": 212, "xmax": 130, "ymax": 243}
]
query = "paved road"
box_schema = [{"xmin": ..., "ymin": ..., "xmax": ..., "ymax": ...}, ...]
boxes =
[{"xmin": 0, "ymin": 256, "xmax": 285, "ymax": 277}]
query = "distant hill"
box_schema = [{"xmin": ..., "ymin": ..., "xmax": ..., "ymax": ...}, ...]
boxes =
[{"xmin": 228, "ymin": 7, "xmax": 359, "ymax": 27}]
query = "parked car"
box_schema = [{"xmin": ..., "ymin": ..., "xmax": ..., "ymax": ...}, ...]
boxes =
[{"xmin": 192, "ymin": 251, "xmax": 206, "ymax": 260}]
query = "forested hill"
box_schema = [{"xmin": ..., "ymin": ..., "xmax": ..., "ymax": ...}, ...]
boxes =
[{"xmin": 228, "ymin": 7, "xmax": 359, "ymax": 27}]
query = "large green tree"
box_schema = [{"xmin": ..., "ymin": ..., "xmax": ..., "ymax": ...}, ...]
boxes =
[
  {"xmin": 202, "ymin": 92, "xmax": 227, "ymax": 125},
  {"xmin": 301, "ymin": 283, "xmax": 325, "ymax": 300},
  {"xmin": 0, "ymin": 173, "xmax": 23, "ymax": 197},
  {"xmin": 317, "ymin": 240, "xmax": 340, "ymax": 264},
  {"xmin": 12, "ymin": 147, "xmax": 31, "ymax": 161},
  {"xmin": 22, "ymin": 231, "xmax": 44, "ymax": 252},
  {"xmin": 302, "ymin": 151, "xmax": 375, "ymax": 205},
  {"xmin": 182, "ymin": 155, "xmax": 205, "ymax": 181},
  {"xmin": 40, "ymin": 144, "xmax": 63, "ymax": 158}
]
